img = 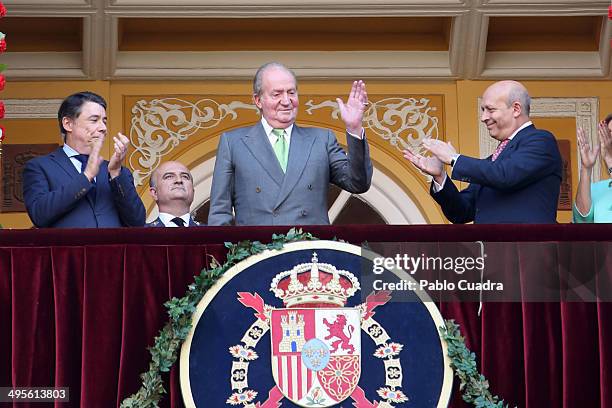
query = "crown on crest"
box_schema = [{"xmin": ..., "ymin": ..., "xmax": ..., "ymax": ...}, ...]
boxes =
[{"xmin": 270, "ymin": 252, "xmax": 360, "ymax": 307}]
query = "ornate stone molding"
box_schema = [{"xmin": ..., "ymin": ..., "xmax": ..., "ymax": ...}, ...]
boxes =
[
  {"xmin": 304, "ymin": 97, "xmax": 440, "ymax": 154},
  {"xmin": 478, "ymin": 97, "xmax": 600, "ymax": 181},
  {"xmin": 304, "ymin": 96, "xmax": 439, "ymax": 182},
  {"xmin": 132, "ymin": 95, "xmax": 441, "ymax": 187},
  {"xmin": 4, "ymin": 99, "xmax": 63, "ymax": 119},
  {"xmin": 128, "ymin": 97, "xmax": 258, "ymax": 186}
]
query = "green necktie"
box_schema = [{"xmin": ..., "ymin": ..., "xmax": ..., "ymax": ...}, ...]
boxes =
[{"xmin": 271, "ymin": 128, "xmax": 288, "ymax": 172}]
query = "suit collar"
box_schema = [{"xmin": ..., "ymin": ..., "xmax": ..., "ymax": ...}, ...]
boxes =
[
  {"xmin": 148, "ymin": 215, "xmax": 199, "ymax": 227},
  {"xmin": 274, "ymin": 125, "xmax": 316, "ymax": 209},
  {"xmin": 493, "ymin": 123, "xmax": 534, "ymax": 161},
  {"xmin": 50, "ymin": 146, "xmax": 103, "ymax": 209},
  {"xmin": 50, "ymin": 147, "xmax": 80, "ymax": 177},
  {"xmin": 158, "ymin": 212, "xmax": 189, "ymax": 226},
  {"xmin": 240, "ymin": 122, "xmax": 317, "ymax": 208},
  {"xmin": 241, "ymin": 122, "xmax": 285, "ymax": 186},
  {"xmin": 260, "ymin": 117, "xmax": 294, "ymax": 140}
]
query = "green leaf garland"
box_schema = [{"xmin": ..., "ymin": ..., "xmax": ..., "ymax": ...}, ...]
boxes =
[{"xmin": 121, "ymin": 229, "xmax": 509, "ymax": 408}]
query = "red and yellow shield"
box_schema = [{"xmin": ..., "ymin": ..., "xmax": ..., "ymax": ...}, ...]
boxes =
[{"xmin": 270, "ymin": 307, "xmax": 361, "ymax": 407}]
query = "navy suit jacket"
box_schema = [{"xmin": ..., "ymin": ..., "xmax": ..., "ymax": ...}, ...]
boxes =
[
  {"xmin": 431, "ymin": 125, "xmax": 562, "ymax": 224},
  {"xmin": 208, "ymin": 123, "xmax": 373, "ymax": 225},
  {"xmin": 23, "ymin": 147, "xmax": 146, "ymax": 228}
]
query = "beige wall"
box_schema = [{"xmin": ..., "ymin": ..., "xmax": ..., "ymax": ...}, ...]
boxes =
[{"xmin": 1, "ymin": 79, "xmax": 610, "ymax": 228}]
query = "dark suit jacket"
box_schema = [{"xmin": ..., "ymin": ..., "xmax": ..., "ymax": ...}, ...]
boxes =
[
  {"xmin": 145, "ymin": 217, "xmax": 201, "ymax": 227},
  {"xmin": 208, "ymin": 123, "xmax": 373, "ymax": 225},
  {"xmin": 23, "ymin": 147, "xmax": 146, "ymax": 228},
  {"xmin": 431, "ymin": 124, "xmax": 562, "ymax": 224}
]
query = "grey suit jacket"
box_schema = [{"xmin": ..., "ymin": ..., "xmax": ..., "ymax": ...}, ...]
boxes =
[{"xmin": 208, "ymin": 122, "xmax": 373, "ymax": 225}]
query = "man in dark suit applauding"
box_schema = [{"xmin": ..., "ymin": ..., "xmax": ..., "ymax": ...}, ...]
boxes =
[
  {"xmin": 403, "ymin": 80, "xmax": 562, "ymax": 224},
  {"xmin": 146, "ymin": 161, "xmax": 200, "ymax": 227},
  {"xmin": 23, "ymin": 91, "xmax": 145, "ymax": 228},
  {"xmin": 208, "ymin": 62, "xmax": 373, "ymax": 226}
]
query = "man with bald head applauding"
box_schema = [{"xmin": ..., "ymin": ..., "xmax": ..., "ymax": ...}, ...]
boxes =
[{"xmin": 404, "ymin": 80, "xmax": 562, "ymax": 224}]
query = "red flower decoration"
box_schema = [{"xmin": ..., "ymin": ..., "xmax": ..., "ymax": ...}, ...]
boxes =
[
  {"xmin": 0, "ymin": 3, "xmax": 6, "ymax": 17},
  {"xmin": 0, "ymin": 75, "xmax": 4, "ymax": 91},
  {"xmin": 0, "ymin": 101, "xmax": 4, "ymax": 119},
  {"xmin": 0, "ymin": 126, "xmax": 5, "ymax": 143},
  {"xmin": 0, "ymin": 38, "xmax": 6, "ymax": 53}
]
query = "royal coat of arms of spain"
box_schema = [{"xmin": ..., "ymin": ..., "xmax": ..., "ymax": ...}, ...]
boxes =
[{"xmin": 180, "ymin": 241, "xmax": 452, "ymax": 408}]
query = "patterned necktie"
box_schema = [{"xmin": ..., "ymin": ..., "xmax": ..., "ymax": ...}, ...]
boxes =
[
  {"xmin": 271, "ymin": 128, "xmax": 288, "ymax": 172},
  {"xmin": 491, "ymin": 139, "xmax": 510, "ymax": 161},
  {"xmin": 171, "ymin": 217, "xmax": 186, "ymax": 227}
]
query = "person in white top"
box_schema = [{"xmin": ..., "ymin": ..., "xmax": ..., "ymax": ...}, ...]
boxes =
[{"xmin": 146, "ymin": 161, "xmax": 200, "ymax": 227}]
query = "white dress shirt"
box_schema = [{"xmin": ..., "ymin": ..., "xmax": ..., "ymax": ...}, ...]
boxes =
[
  {"xmin": 260, "ymin": 118, "xmax": 364, "ymax": 147},
  {"xmin": 158, "ymin": 212, "xmax": 191, "ymax": 227}
]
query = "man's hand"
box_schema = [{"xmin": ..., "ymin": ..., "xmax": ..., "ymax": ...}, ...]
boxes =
[
  {"xmin": 422, "ymin": 139, "xmax": 457, "ymax": 165},
  {"xmin": 577, "ymin": 127, "xmax": 599, "ymax": 170},
  {"xmin": 108, "ymin": 133, "xmax": 130, "ymax": 179},
  {"xmin": 337, "ymin": 80, "xmax": 368, "ymax": 136},
  {"xmin": 83, "ymin": 135, "xmax": 104, "ymax": 182},
  {"xmin": 403, "ymin": 148, "xmax": 445, "ymax": 184},
  {"xmin": 598, "ymin": 120, "xmax": 612, "ymax": 168}
]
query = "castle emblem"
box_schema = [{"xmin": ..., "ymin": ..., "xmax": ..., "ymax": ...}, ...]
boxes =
[{"xmin": 229, "ymin": 252, "xmax": 408, "ymax": 407}]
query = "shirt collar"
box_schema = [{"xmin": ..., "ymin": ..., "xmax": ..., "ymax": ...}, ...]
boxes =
[
  {"xmin": 507, "ymin": 121, "xmax": 533, "ymax": 141},
  {"xmin": 62, "ymin": 143, "xmax": 79, "ymax": 157},
  {"xmin": 261, "ymin": 117, "xmax": 293, "ymax": 140},
  {"xmin": 158, "ymin": 212, "xmax": 191, "ymax": 227}
]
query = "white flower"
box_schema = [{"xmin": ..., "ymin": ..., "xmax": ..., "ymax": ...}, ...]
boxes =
[
  {"xmin": 377, "ymin": 387, "xmax": 408, "ymax": 403},
  {"xmin": 226, "ymin": 390, "xmax": 257, "ymax": 405},
  {"xmin": 373, "ymin": 342, "xmax": 403, "ymax": 358},
  {"xmin": 229, "ymin": 345, "xmax": 258, "ymax": 361}
]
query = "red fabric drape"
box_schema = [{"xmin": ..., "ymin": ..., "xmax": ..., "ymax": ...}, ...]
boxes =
[{"xmin": 0, "ymin": 225, "xmax": 610, "ymax": 407}]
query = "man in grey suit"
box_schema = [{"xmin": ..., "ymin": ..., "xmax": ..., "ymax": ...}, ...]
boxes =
[{"xmin": 208, "ymin": 62, "xmax": 373, "ymax": 225}]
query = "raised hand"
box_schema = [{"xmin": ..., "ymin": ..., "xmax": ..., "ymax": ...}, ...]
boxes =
[
  {"xmin": 83, "ymin": 134, "xmax": 104, "ymax": 182},
  {"xmin": 577, "ymin": 127, "xmax": 599, "ymax": 170},
  {"xmin": 108, "ymin": 133, "xmax": 130, "ymax": 179},
  {"xmin": 337, "ymin": 80, "xmax": 368, "ymax": 136},
  {"xmin": 597, "ymin": 120, "xmax": 612, "ymax": 168},
  {"xmin": 422, "ymin": 139, "xmax": 457, "ymax": 165},
  {"xmin": 403, "ymin": 148, "xmax": 445, "ymax": 183}
]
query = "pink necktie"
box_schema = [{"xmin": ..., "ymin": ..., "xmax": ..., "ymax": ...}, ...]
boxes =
[{"xmin": 491, "ymin": 139, "xmax": 510, "ymax": 161}]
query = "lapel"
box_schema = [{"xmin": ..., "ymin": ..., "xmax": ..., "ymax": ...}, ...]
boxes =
[
  {"xmin": 241, "ymin": 122, "xmax": 284, "ymax": 187},
  {"xmin": 495, "ymin": 124, "xmax": 532, "ymax": 162},
  {"xmin": 50, "ymin": 147, "xmax": 80, "ymax": 178},
  {"xmin": 274, "ymin": 125, "xmax": 315, "ymax": 209},
  {"xmin": 146, "ymin": 218, "xmax": 164, "ymax": 227},
  {"xmin": 51, "ymin": 146, "xmax": 98, "ymax": 209}
]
